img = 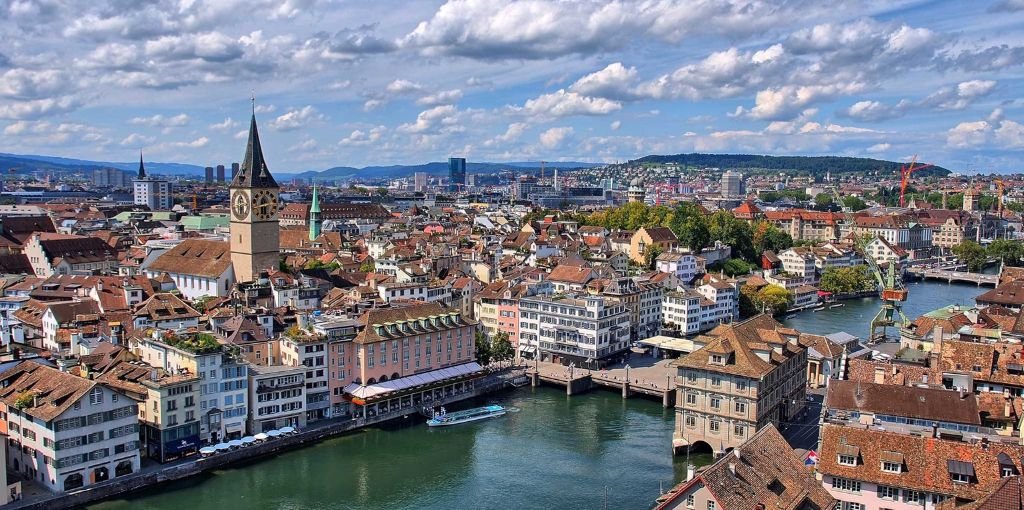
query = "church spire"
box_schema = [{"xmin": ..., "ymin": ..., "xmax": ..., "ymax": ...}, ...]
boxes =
[
  {"xmin": 230, "ymin": 102, "xmax": 278, "ymax": 189},
  {"xmin": 137, "ymin": 150, "xmax": 146, "ymax": 179},
  {"xmin": 309, "ymin": 180, "xmax": 322, "ymax": 241}
]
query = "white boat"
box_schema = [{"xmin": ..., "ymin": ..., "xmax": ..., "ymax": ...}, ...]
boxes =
[
  {"xmin": 830, "ymin": 303, "xmax": 845, "ymax": 309},
  {"xmin": 427, "ymin": 405, "xmax": 506, "ymax": 427}
]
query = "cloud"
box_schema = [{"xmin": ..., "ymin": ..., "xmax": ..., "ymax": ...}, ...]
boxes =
[
  {"xmin": 209, "ymin": 117, "xmax": 240, "ymax": 131},
  {"xmin": 920, "ymin": 80, "xmax": 997, "ymax": 110},
  {"xmin": 314, "ymin": 24, "xmax": 397, "ymax": 61},
  {"xmin": 539, "ymin": 126, "xmax": 573, "ymax": 148},
  {"xmin": 397, "ymin": 105, "xmax": 462, "ymax": 134},
  {"xmin": 269, "ymin": 105, "xmax": 324, "ymax": 131},
  {"xmin": 144, "ymin": 32, "xmax": 244, "ymax": 62},
  {"xmin": 254, "ymin": 104, "xmax": 276, "ymax": 114},
  {"xmin": 385, "ymin": 79, "xmax": 424, "ymax": 95},
  {"xmin": 0, "ymin": 69, "xmax": 71, "ymax": 100},
  {"xmin": 989, "ymin": 0, "xmax": 1024, "ymax": 13},
  {"xmin": 948, "ymin": 111, "xmax": 1024, "ymax": 149},
  {"xmin": 736, "ymin": 82, "xmax": 866, "ymax": 120},
  {"xmin": 120, "ymin": 133, "xmax": 156, "ymax": 146},
  {"xmin": 288, "ymin": 138, "xmax": 318, "ymax": 152},
  {"xmin": 485, "ymin": 122, "xmax": 528, "ymax": 147},
  {"xmin": 417, "ymin": 89, "xmax": 463, "ymax": 106},
  {"xmin": 362, "ymin": 99, "xmax": 386, "ymax": 111},
  {"xmin": 129, "ymin": 113, "xmax": 190, "ymax": 127},
  {"xmin": 610, "ymin": 120, "xmax": 621, "ymax": 131},
  {"xmin": 569, "ymin": 62, "xmax": 640, "ymax": 100},
  {"xmin": 938, "ymin": 44, "xmax": 1024, "ymax": 72},
  {"xmin": 339, "ymin": 126, "xmax": 387, "ymax": 146},
  {"xmin": 844, "ymin": 100, "xmax": 910, "ymax": 121},
  {"xmin": 514, "ymin": 89, "xmax": 621, "ymax": 119},
  {"xmin": 0, "ymin": 96, "xmax": 79, "ymax": 120},
  {"xmin": 866, "ymin": 142, "xmax": 891, "ymax": 153}
]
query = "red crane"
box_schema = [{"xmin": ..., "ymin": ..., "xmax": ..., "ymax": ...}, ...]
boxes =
[{"xmin": 899, "ymin": 155, "xmax": 933, "ymax": 207}]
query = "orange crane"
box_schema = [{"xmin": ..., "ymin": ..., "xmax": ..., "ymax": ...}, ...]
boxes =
[{"xmin": 898, "ymin": 155, "xmax": 933, "ymax": 207}]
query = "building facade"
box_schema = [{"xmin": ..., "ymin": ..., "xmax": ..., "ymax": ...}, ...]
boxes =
[{"xmin": 519, "ymin": 294, "xmax": 631, "ymax": 368}]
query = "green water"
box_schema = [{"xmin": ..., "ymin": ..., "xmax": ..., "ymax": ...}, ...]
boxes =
[{"xmin": 91, "ymin": 387, "xmax": 701, "ymax": 510}]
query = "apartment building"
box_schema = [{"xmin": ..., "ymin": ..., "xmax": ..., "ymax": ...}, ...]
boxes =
[
  {"xmin": 0, "ymin": 362, "xmax": 140, "ymax": 493},
  {"xmin": 853, "ymin": 215, "xmax": 933, "ymax": 254},
  {"xmin": 662, "ymin": 286, "xmax": 736, "ymax": 336},
  {"xmin": 655, "ymin": 252, "xmax": 699, "ymax": 286},
  {"xmin": 97, "ymin": 363, "xmax": 201, "ymax": 463},
  {"xmin": 697, "ymin": 280, "xmax": 739, "ymax": 324},
  {"xmin": 313, "ymin": 316, "xmax": 359, "ymax": 419},
  {"xmin": 593, "ymin": 277, "xmax": 663, "ymax": 341},
  {"xmin": 672, "ymin": 315, "xmax": 808, "ymax": 454},
  {"xmin": 763, "ymin": 209, "xmax": 842, "ymax": 242},
  {"xmin": 519, "ymin": 294, "xmax": 631, "ymax": 368},
  {"xmin": 777, "ymin": 247, "xmax": 818, "ymax": 284},
  {"xmin": 630, "ymin": 227, "xmax": 679, "ymax": 264},
  {"xmin": 248, "ymin": 365, "xmax": 306, "ymax": 433},
  {"xmin": 130, "ymin": 331, "xmax": 249, "ymax": 442},
  {"xmin": 279, "ymin": 328, "xmax": 330, "ymax": 423}
]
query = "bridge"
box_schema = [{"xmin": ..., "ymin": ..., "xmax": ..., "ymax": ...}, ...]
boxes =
[
  {"xmin": 529, "ymin": 363, "xmax": 676, "ymax": 407},
  {"xmin": 905, "ymin": 267, "xmax": 998, "ymax": 286}
]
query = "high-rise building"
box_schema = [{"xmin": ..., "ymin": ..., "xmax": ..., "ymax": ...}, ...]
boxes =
[
  {"xmin": 216, "ymin": 164, "xmax": 226, "ymax": 182},
  {"xmin": 466, "ymin": 173, "xmax": 476, "ymax": 187},
  {"xmin": 627, "ymin": 178, "xmax": 645, "ymax": 203},
  {"xmin": 133, "ymin": 153, "xmax": 171, "ymax": 210},
  {"xmin": 721, "ymin": 170, "xmax": 744, "ymax": 198},
  {"xmin": 204, "ymin": 166, "xmax": 214, "ymax": 183},
  {"xmin": 448, "ymin": 157, "xmax": 466, "ymax": 192},
  {"xmin": 231, "ymin": 162, "xmax": 240, "ymax": 180},
  {"xmin": 414, "ymin": 172, "xmax": 427, "ymax": 192},
  {"xmin": 93, "ymin": 168, "xmax": 132, "ymax": 188}
]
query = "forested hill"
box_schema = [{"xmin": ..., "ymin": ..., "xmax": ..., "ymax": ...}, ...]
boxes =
[{"xmin": 630, "ymin": 153, "xmax": 950, "ymax": 176}]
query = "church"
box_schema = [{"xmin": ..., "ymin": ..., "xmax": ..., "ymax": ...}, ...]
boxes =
[{"xmin": 145, "ymin": 110, "xmax": 281, "ymax": 299}]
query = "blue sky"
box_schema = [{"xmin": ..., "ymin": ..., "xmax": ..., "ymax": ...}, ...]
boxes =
[{"xmin": 0, "ymin": 0, "xmax": 1022, "ymax": 173}]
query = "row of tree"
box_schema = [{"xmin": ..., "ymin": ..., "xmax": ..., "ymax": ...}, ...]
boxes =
[
  {"xmin": 953, "ymin": 239, "xmax": 1024, "ymax": 272},
  {"xmin": 818, "ymin": 265, "xmax": 877, "ymax": 294},
  {"xmin": 474, "ymin": 330, "xmax": 515, "ymax": 366},
  {"xmin": 739, "ymin": 285, "xmax": 793, "ymax": 316}
]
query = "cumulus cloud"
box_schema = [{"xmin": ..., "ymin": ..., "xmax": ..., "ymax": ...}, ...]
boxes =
[
  {"xmin": 0, "ymin": 96, "xmax": 79, "ymax": 120},
  {"xmin": 269, "ymin": 106, "xmax": 324, "ymax": 131},
  {"xmin": 120, "ymin": 133, "xmax": 156, "ymax": 146},
  {"xmin": 397, "ymin": 105, "xmax": 463, "ymax": 134},
  {"xmin": 866, "ymin": 142, "xmax": 891, "ymax": 153},
  {"xmin": 844, "ymin": 100, "xmax": 910, "ymax": 121},
  {"xmin": 417, "ymin": 89, "xmax": 463, "ymax": 106},
  {"xmin": 385, "ymin": 79, "xmax": 424, "ymax": 95},
  {"xmin": 209, "ymin": 117, "xmax": 239, "ymax": 131},
  {"xmin": 569, "ymin": 62, "xmax": 640, "ymax": 100},
  {"xmin": 0, "ymin": 69, "xmax": 71, "ymax": 100},
  {"xmin": 129, "ymin": 113, "xmax": 190, "ymax": 127},
  {"xmin": 539, "ymin": 127, "xmax": 573, "ymax": 148},
  {"xmin": 610, "ymin": 120, "xmax": 621, "ymax": 131},
  {"xmin": 513, "ymin": 89, "xmax": 621, "ymax": 120},
  {"xmin": 485, "ymin": 122, "xmax": 528, "ymax": 147},
  {"xmin": 313, "ymin": 24, "xmax": 397, "ymax": 61},
  {"xmin": 947, "ymin": 110, "xmax": 1024, "ymax": 149},
  {"xmin": 288, "ymin": 138, "xmax": 318, "ymax": 152},
  {"xmin": 920, "ymin": 80, "xmax": 997, "ymax": 110},
  {"xmin": 339, "ymin": 126, "xmax": 387, "ymax": 146}
]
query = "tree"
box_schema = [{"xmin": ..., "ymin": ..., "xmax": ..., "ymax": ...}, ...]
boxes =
[
  {"xmin": 814, "ymin": 193, "xmax": 833, "ymax": 208},
  {"xmin": 708, "ymin": 210, "xmax": 755, "ymax": 261},
  {"xmin": 359, "ymin": 259, "xmax": 376, "ymax": 272},
  {"xmin": 491, "ymin": 331, "xmax": 515, "ymax": 366},
  {"xmin": 718, "ymin": 258, "xmax": 755, "ymax": 277},
  {"xmin": 952, "ymin": 240, "xmax": 987, "ymax": 272},
  {"xmin": 474, "ymin": 330, "xmax": 493, "ymax": 366},
  {"xmin": 987, "ymin": 239, "xmax": 1024, "ymax": 267},
  {"xmin": 676, "ymin": 216, "xmax": 710, "ymax": 254},
  {"xmin": 841, "ymin": 195, "xmax": 868, "ymax": 211},
  {"xmin": 644, "ymin": 244, "xmax": 664, "ymax": 269},
  {"xmin": 756, "ymin": 285, "xmax": 793, "ymax": 315},
  {"xmin": 752, "ymin": 221, "xmax": 793, "ymax": 255},
  {"xmin": 819, "ymin": 265, "xmax": 876, "ymax": 294}
]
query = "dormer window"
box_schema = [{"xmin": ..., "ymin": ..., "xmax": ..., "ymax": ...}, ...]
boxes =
[
  {"xmin": 880, "ymin": 451, "xmax": 903, "ymax": 473},
  {"xmin": 837, "ymin": 445, "xmax": 859, "ymax": 466},
  {"xmin": 710, "ymin": 354, "xmax": 725, "ymax": 365},
  {"xmin": 947, "ymin": 460, "xmax": 975, "ymax": 484}
]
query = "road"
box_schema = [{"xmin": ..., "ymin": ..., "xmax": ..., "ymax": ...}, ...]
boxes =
[{"xmin": 780, "ymin": 390, "xmax": 824, "ymax": 452}]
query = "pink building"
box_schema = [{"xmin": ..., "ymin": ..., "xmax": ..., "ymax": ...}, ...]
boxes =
[{"xmin": 343, "ymin": 303, "xmax": 483, "ymax": 418}]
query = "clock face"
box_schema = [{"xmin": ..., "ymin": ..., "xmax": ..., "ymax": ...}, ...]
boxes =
[
  {"xmin": 251, "ymin": 189, "xmax": 279, "ymax": 221},
  {"xmin": 232, "ymin": 191, "xmax": 250, "ymax": 220}
]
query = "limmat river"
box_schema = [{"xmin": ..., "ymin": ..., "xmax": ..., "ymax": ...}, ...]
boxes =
[
  {"xmin": 91, "ymin": 387, "xmax": 700, "ymax": 510},
  {"xmin": 782, "ymin": 279, "xmax": 987, "ymax": 339},
  {"xmin": 90, "ymin": 280, "xmax": 986, "ymax": 510}
]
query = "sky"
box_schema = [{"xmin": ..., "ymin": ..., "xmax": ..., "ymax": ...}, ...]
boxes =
[{"xmin": 0, "ymin": 0, "xmax": 1022, "ymax": 173}]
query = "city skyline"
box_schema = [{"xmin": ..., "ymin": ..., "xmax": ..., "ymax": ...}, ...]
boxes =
[{"xmin": 0, "ymin": 1, "xmax": 1022, "ymax": 172}]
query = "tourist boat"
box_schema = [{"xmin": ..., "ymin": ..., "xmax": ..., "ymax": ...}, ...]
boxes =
[
  {"xmin": 829, "ymin": 303, "xmax": 845, "ymax": 309},
  {"xmin": 427, "ymin": 405, "xmax": 506, "ymax": 427}
]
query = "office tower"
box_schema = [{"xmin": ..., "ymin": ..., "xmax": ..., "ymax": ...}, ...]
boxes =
[
  {"xmin": 205, "ymin": 166, "xmax": 214, "ymax": 183},
  {"xmin": 721, "ymin": 170, "xmax": 743, "ymax": 198},
  {"xmin": 231, "ymin": 162, "xmax": 240, "ymax": 179},
  {"xmin": 217, "ymin": 164, "xmax": 225, "ymax": 182},
  {"xmin": 414, "ymin": 172, "xmax": 427, "ymax": 192},
  {"xmin": 448, "ymin": 157, "xmax": 466, "ymax": 192}
]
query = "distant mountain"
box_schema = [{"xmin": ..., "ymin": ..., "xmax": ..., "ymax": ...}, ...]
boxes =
[
  {"xmin": 0, "ymin": 152, "xmax": 205, "ymax": 176},
  {"xmin": 628, "ymin": 153, "xmax": 950, "ymax": 176},
  {"xmin": 291, "ymin": 161, "xmax": 601, "ymax": 180}
]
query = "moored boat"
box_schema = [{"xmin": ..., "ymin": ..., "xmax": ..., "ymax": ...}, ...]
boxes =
[{"xmin": 427, "ymin": 405, "xmax": 506, "ymax": 427}]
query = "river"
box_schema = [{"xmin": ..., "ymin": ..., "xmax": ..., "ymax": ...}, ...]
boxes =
[
  {"xmin": 91, "ymin": 387, "xmax": 702, "ymax": 510},
  {"xmin": 89, "ymin": 280, "xmax": 986, "ymax": 510},
  {"xmin": 782, "ymin": 279, "xmax": 986, "ymax": 339}
]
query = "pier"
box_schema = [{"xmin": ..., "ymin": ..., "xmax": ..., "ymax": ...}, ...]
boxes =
[{"xmin": 528, "ymin": 360, "xmax": 676, "ymax": 408}]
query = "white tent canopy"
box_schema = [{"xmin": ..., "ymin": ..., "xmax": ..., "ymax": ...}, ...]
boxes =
[{"xmin": 343, "ymin": 362, "xmax": 483, "ymax": 400}]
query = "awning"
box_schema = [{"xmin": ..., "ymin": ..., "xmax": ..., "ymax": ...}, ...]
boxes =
[
  {"xmin": 521, "ymin": 346, "xmax": 536, "ymax": 354},
  {"xmin": 837, "ymin": 444, "xmax": 860, "ymax": 457},
  {"xmin": 880, "ymin": 451, "xmax": 904, "ymax": 464},
  {"xmin": 947, "ymin": 460, "xmax": 976, "ymax": 477},
  {"xmin": 343, "ymin": 362, "xmax": 484, "ymax": 401}
]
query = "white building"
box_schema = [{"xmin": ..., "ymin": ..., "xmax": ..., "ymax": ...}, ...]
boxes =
[
  {"xmin": 662, "ymin": 282, "xmax": 738, "ymax": 336},
  {"xmin": 777, "ymin": 248, "xmax": 818, "ymax": 284},
  {"xmin": 130, "ymin": 331, "xmax": 249, "ymax": 442},
  {"xmin": 248, "ymin": 365, "xmax": 306, "ymax": 433},
  {"xmin": 143, "ymin": 239, "xmax": 236, "ymax": 300},
  {"xmin": 1, "ymin": 362, "xmax": 141, "ymax": 493},
  {"xmin": 697, "ymin": 280, "xmax": 739, "ymax": 323},
  {"xmin": 655, "ymin": 252, "xmax": 699, "ymax": 286},
  {"xmin": 279, "ymin": 329, "xmax": 331, "ymax": 423},
  {"xmin": 518, "ymin": 294, "xmax": 631, "ymax": 368},
  {"xmin": 132, "ymin": 156, "xmax": 171, "ymax": 211}
]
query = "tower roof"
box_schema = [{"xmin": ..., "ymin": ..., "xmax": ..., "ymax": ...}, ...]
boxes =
[
  {"xmin": 230, "ymin": 112, "xmax": 278, "ymax": 189},
  {"xmin": 310, "ymin": 181, "xmax": 321, "ymax": 213},
  {"xmin": 137, "ymin": 151, "xmax": 146, "ymax": 179}
]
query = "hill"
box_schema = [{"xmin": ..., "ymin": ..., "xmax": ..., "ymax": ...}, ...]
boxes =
[
  {"xmin": 629, "ymin": 153, "xmax": 950, "ymax": 176},
  {"xmin": 292, "ymin": 161, "xmax": 600, "ymax": 180},
  {"xmin": 0, "ymin": 152, "xmax": 205, "ymax": 176}
]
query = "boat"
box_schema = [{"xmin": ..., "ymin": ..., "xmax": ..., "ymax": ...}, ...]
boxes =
[
  {"xmin": 427, "ymin": 405, "xmax": 506, "ymax": 427},
  {"xmin": 829, "ymin": 303, "xmax": 845, "ymax": 309}
]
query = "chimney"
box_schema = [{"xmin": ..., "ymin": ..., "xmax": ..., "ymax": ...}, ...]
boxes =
[
  {"xmin": 728, "ymin": 463, "xmax": 736, "ymax": 476},
  {"xmin": 1006, "ymin": 398, "xmax": 1012, "ymax": 418},
  {"xmin": 686, "ymin": 463, "xmax": 696, "ymax": 482},
  {"xmin": 932, "ymin": 422, "xmax": 939, "ymax": 438},
  {"xmin": 932, "ymin": 325, "xmax": 944, "ymax": 354},
  {"xmin": 874, "ymin": 366, "xmax": 885, "ymax": 384}
]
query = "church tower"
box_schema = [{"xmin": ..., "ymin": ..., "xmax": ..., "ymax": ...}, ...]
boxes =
[
  {"xmin": 308, "ymin": 181, "xmax": 322, "ymax": 241},
  {"xmin": 230, "ymin": 109, "xmax": 280, "ymax": 283}
]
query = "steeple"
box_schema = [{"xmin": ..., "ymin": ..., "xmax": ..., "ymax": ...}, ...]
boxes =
[
  {"xmin": 309, "ymin": 180, "xmax": 322, "ymax": 241},
  {"xmin": 137, "ymin": 151, "xmax": 146, "ymax": 179},
  {"xmin": 230, "ymin": 108, "xmax": 279, "ymax": 189}
]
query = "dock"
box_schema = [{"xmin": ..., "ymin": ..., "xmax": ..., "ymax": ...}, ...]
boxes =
[{"xmin": 527, "ymin": 364, "xmax": 676, "ymax": 408}]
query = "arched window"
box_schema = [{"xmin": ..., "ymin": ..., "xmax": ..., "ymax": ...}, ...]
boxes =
[
  {"xmin": 391, "ymin": 372, "xmax": 400, "ymax": 380},
  {"xmin": 367, "ymin": 378, "xmax": 376, "ymax": 384},
  {"xmin": 115, "ymin": 461, "xmax": 133, "ymax": 477},
  {"xmin": 378, "ymin": 375, "xmax": 388, "ymax": 382}
]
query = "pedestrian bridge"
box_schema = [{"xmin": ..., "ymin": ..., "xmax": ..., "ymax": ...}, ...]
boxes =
[{"xmin": 906, "ymin": 267, "xmax": 998, "ymax": 286}]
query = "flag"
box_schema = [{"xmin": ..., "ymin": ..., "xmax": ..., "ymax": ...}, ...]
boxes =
[{"xmin": 805, "ymin": 450, "xmax": 818, "ymax": 466}]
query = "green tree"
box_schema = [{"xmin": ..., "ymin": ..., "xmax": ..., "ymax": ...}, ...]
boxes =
[
  {"xmin": 359, "ymin": 259, "xmax": 376, "ymax": 272},
  {"xmin": 708, "ymin": 210, "xmax": 755, "ymax": 261},
  {"xmin": 814, "ymin": 193, "xmax": 833, "ymax": 208},
  {"xmin": 475, "ymin": 330, "xmax": 493, "ymax": 366},
  {"xmin": 752, "ymin": 221, "xmax": 793, "ymax": 255},
  {"xmin": 717, "ymin": 258, "xmax": 755, "ymax": 277},
  {"xmin": 819, "ymin": 265, "xmax": 876, "ymax": 294},
  {"xmin": 841, "ymin": 195, "xmax": 868, "ymax": 211},
  {"xmin": 644, "ymin": 244, "xmax": 664, "ymax": 270},
  {"xmin": 953, "ymin": 240, "xmax": 987, "ymax": 272},
  {"xmin": 756, "ymin": 285, "xmax": 793, "ymax": 315},
  {"xmin": 987, "ymin": 239, "xmax": 1024, "ymax": 266},
  {"xmin": 491, "ymin": 331, "xmax": 515, "ymax": 366},
  {"xmin": 676, "ymin": 216, "xmax": 711, "ymax": 253}
]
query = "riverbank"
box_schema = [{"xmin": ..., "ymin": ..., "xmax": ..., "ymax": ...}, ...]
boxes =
[{"xmin": 10, "ymin": 370, "xmax": 524, "ymax": 510}]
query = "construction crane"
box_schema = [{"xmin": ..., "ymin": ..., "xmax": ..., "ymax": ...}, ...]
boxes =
[
  {"xmin": 841, "ymin": 205, "xmax": 910, "ymax": 343},
  {"xmin": 898, "ymin": 155, "xmax": 933, "ymax": 208}
]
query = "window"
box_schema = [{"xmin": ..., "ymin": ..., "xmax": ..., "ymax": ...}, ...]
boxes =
[
  {"xmin": 838, "ymin": 455, "xmax": 857, "ymax": 466},
  {"xmin": 686, "ymin": 494, "xmax": 694, "ymax": 509},
  {"xmin": 734, "ymin": 401, "xmax": 746, "ymax": 414},
  {"xmin": 733, "ymin": 424, "xmax": 744, "ymax": 437},
  {"xmin": 878, "ymin": 485, "xmax": 898, "ymax": 500},
  {"xmin": 950, "ymin": 472, "xmax": 971, "ymax": 484},
  {"xmin": 904, "ymin": 490, "xmax": 924, "ymax": 505},
  {"xmin": 707, "ymin": 501, "xmax": 716, "ymax": 510},
  {"xmin": 686, "ymin": 393, "xmax": 697, "ymax": 405},
  {"xmin": 687, "ymin": 372, "xmax": 698, "ymax": 384},
  {"xmin": 710, "ymin": 397, "xmax": 721, "ymax": 410},
  {"xmin": 832, "ymin": 478, "xmax": 861, "ymax": 493},
  {"xmin": 710, "ymin": 354, "xmax": 724, "ymax": 365},
  {"xmin": 840, "ymin": 503, "xmax": 863, "ymax": 510},
  {"xmin": 709, "ymin": 420, "xmax": 720, "ymax": 433},
  {"xmin": 710, "ymin": 376, "xmax": 721, "ymax": 387},
  {"xmin": 882, "ymin": 461, "xmax": 901, "ymax": 473},
  {"xmin": 735, "ymin": 380, "xmax": 747, "ymax": 392},
  {"xmin": 685, "ymin": 415, "xmax": 696, "ymax": 428},
  {"xmin": 89, "ymin": 388, "xmax": 103, "ymax": 405}
]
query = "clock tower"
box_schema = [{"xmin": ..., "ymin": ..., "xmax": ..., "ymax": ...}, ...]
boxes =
[{"xmin": 230, "ymin": 110, "xmax": 280, "ymax": 283}]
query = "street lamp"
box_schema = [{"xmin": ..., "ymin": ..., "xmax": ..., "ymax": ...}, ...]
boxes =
[{"xmin": 625, "ymin": 364, "xmax": 630, "ymax": 384}]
